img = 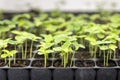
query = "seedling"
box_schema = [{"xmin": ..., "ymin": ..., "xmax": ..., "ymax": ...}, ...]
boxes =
[
  {"xmin": 0, "ymin": 39, "xmax": 10, "ymax": 55},
  {"xmin": 12, "ymin": 31, "xmax": 40, "ymax": 58},
  {"xmin": 53, "ymin": 35, "xmax": 85, "ymax": 67},
  {"xmin": 38, "ymin": 34, "xmax": 54, "ymax": 67},
  {"xmin": 1, "ymin": 50, "xmax": 17, "ymax": 67},
  {"xmin": 0, "ymin": 20, "xmax": 15, "ymax": 39},
  {"xmin": 12, "ymin": 13, "xmax": 34, "ymax": 31}
]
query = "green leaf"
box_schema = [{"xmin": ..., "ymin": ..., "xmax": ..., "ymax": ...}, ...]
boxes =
[
  {"xmin": 1, "ymin": 54, "xmax": 7, "ymax": 58},
  {"xmin": 73, "ymin": 41, "xmax": 85, "ymax": 50},
  {"xmin": 8, "ymin": 40, "xmax": 18, "ymax": 45},
  {"xmin": 53, "ymin": 47, "xmax": 62, "ymax": 51},
  {"xmin": 99, "ymin": 45, "xmax": 109, "ymax": 50},
  {"xmin": 117, "ymin": 38, "xmax": 120, "ymax": 41},
  {"xmin": 85, "ymin": 36, "xmax": 96, "ymax": 42},
  {"xmin": 2, "ymin": 50, "xmax": 9, "ymax": 54},
  {"xmin": 109, "ymin": 44, "xmax": 117, "ymax": 51},
  {"xmin": 10, "ymin": 50, "xmax": 17, "ymax": 55},
  {"xmin": 61, "ymin": 40, "xmax": 71, "ymax": 49},
  {"xmin": 97, "ymin": 33, "xmax": 105, "ymax": 39},
  {"xmin": 46, "ymin": 50, "xmax": 54, "ymax": 53},
  {"xmin": 54, "ymin": 34, "xmax": 67, "ymax": 44},
  {"xmin": 42, "ymin": 34, "xmax": 53, "ymax": 43},
  {"xmin": 39, "ymin": 42, "xmax": 54, "ymax": 49},
  {"xmin": 38, "ymin": 52, "xmax": 44, "ymax": 55},
  {"xmin": 12, "ymin": 31, "xmax": 21, "ymax": 35}
]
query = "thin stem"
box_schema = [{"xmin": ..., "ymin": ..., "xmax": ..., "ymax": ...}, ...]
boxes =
[
  {"xmin": 14, "ymin": 45, "xmax": 17, "ymax": 64},
  {"xmin": 106, "ymin": 53, "xmax": 109, "ymax": 66},
  {"xmin": 64, "ymin": 54, "xmax": 66, "ymax": 68},
  {"xmin": 103, "ymin": 50, "xmax": 106, "ymax": 66},
  {"xmin": 25, "ymin": 40, "xmax": 27, "ymax": 59},
  {"xmin": 30, "ymin": 40, "xmax": 33, "ymax": 58},
  {"xmin": 4, "ymin": 58, "xmax": 6, "ymax": 64},
  {"xmin": 21, "ymin": 44, "xmax": 24, "ymax": 59},
  {"xmin": 70, "ymin": 52, "xmax": 74, "ymax": 67},
  {"xmin": 109, "ymin": 50, "xmax": 112, "ymax": 59},
  {"xmin": 62, "ymin": 55, "xmax": 64, "ymax": 65},
  {"xmin": 94, "ymin": 46, "xmax": 97, "ymax": 59},
  {"xmin": 113, "ymin": 50, "xmax": 116, "ymax": 59},
  {"xmin": 9, "ymin": 57, "xmax": 10, "ymax": 67},
  {"xmin": 44, "ymin": 53, "xmax": 47, "ymax": 67}
]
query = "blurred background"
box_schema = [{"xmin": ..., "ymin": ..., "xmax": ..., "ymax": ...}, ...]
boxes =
[{"xmin": 0, "ymin": 0, "xmax": 120, "ymax": 12}]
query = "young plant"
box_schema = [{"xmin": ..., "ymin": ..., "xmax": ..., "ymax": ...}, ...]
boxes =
[
  {"xmin": 0, "ymin": 20, "xmax": 15, "ymax": 39},
  {"xmin": 0, "ymin": 39, "xmax": 10, "ymax": 56},
  {"xmin": 8, "ymin": 40, "xmax": 19, "ymax": 64},
  {"xmin": 53, "ymin": 34, "xmax": 85, "ymax": 67},
  {"xmin": 38, "ymin": 34, "xmax": 54, "ymax": 67},
  {"xmin": 12, "ymin": 13, "xmax": 34, "ymax": 31},
  {"xmin": 12, "ymin": 30, "xmax": 40, "ymax": 58},
  {"xmin": 1, "ymin": 50, "xmax": 17, "ymax": 67}
]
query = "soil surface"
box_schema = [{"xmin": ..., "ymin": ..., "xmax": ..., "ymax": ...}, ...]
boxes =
[
  {"xmin": 31, "ymin": 60, "xmax": 52, "ymax": 67},
  {"xmin": 53, "ymin": 59, "xmax": 72, "ymax": 67},
  {"xmin": 11, "ymin": 60, "xmax": 30, "ymax": 67},
  {"xmin": 96, "ymin": 60, "xmax": 116, "ymax": 67},
  {"xmin": 75, "ymin": 60, "xmax": 95, "ymax": 67},
  {"xmin": 75, "ymin": 52, "xmax": 92, "ymax": 59},
  {"xmin": 0, "ymin": 59, "xmax": 7, "ymax": 67},
  {"xmin": 35, "ymin": 54, "xmax": 52, "ymax": 59}
]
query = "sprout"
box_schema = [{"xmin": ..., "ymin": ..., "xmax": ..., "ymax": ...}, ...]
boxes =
[
  {"xmin": 38, "ymin": 34, "xmax": 54, "ymax": 67},
  {"xmin": 0, "ymin": 20, "xmax": 15, "ymax": 39},
  {"xmin": 12, "ymin": 31, "xmax": 40, "ymax": 59},
  {"xmin": 1, "ymin": 50, "xmax": 17, "ymax": 67}
]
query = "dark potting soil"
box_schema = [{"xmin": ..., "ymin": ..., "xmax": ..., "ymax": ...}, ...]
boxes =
[
  {"xmin": 75, "ymin": 60, "xmax": 95, "ymax": 67},
  {"xmin": 54, "ymin": 53, "xmax": 61, "ymax": 58},
  {"xmin": 31, "ymin": 60, "xmax": 52, "ymax": 67},
  {"xmin": 35, "ymin": 54, "xmax": 53, "ymax": 59},
  {"xmin": 96, "ymin": 53, "xmax": 104, "ymax": 59},
  {"xmin": 10, "ymin": 60, "xmax": 30, "ymax": 67},
  {"xmin": 96, "ymin": 60, "xmax": 116, "ymax": 67},
  {"xmin": 0, "ymin": 59, "xmax": 7, "ymax": 67},
  {"xmin": 75, "ymin": 52, "xmax": 92, "ymax": 59},
  {"xmin": 53, "ymin": 59, "xmax": 72, "ymax": 67}
]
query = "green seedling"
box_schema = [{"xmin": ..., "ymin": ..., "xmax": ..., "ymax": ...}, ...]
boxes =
[
  {"xmin": 0, "ymin": 20, "xmax": 15, "ymax": 39},
  {"xmin": 38, "ymin": 34, "xmax": 54, "ymax": 67},
  {"xmin": 53, "ymin": 35, "xmax": 85, "ymax": 67},
  {"xmin": 1, "ymin": 50, "xmax": 17, "ymax": 67},
  {"xmin": 12, "ymin": 13, "xmax": 34, "ymax": 31},
  {"xmin": 12, "ymin": 30, "xmax": 40, "ymax": 58}
]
